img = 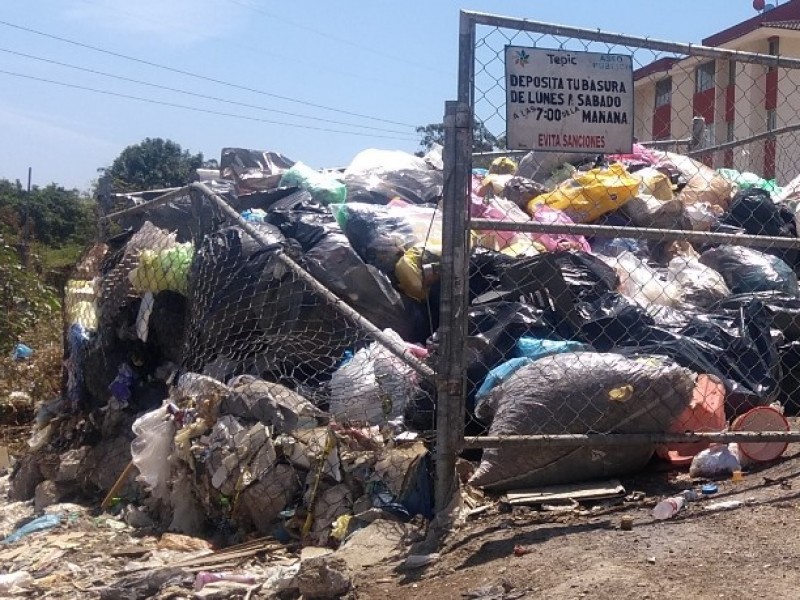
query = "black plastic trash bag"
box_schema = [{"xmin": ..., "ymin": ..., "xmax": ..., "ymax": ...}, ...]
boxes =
[
  {"xmin": 342, "ymin": 148, "xmax": 443, "ymax": 205},
  {"xmin": 184, "ymin": 223, "xmax": 357, "ymax": 383},
  {"xmin": 699, "ymin": 246, "xmax": 798, "ymax": 296},
  {"xmin": 473, "ymin": 250, "xmax": 620, "ymax": 342},
  {"xmin": 268, "ymin": 206, "xmax": 429, "ymax": 342},
  {"xmin": 220, "ymin": 148, "xmax": 295, "ymax": 193},
  {"xmin": 713, "ymin": 291, "xmax": 800, "ymax": 342},
  {"xmin": 344, "ymin": 170, "xmax": 443, "ymax": 206},
  {"xmin": 468, "ymin": 249, "xmax": 522, "ymax": 301},
  {"xmin": 575, "ymin": 293, "xmax": 657, "ymax": 351},
  {"xmin": 464, "ymin": 301, "xmax": 554, "ymax": 411},
  {"xmin": 331, "ymin": 202, "xmax": 428, "ymax": 274},
  {"xmin": 720, "ymin": 188, "xmax": 798, "ymax": 266},
  {"xmin": 470, "ymin": 352, "xmax": 694, "ymax": 490},
  {"xmin": 616, "ymin": 299, "xmax": 780, "ymax": 416}
]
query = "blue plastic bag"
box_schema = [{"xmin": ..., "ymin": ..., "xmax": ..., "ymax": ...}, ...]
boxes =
[
  {"xmin": 475, "ymin": 357, "xmax": 532, "ymax": 401},
  {"xmin": 1, "ymin": 514, "xmax": 61, "ymax": 544},
  {"xmin": 476, "ymin": 338, "xmax": 590, "ymax": 401},
  {"xmin": 241, "ymin": 208, "xmax": 267, "ymax": 223},
  {"xmin": 11, "ymin": 343, "xmax": 33, "ymax": 361},
  {"xmin": 516, "ymin": 337, "xmax": 587, "ymax": 360}
]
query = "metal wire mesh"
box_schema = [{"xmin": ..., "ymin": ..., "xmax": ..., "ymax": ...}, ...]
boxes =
[
  {"xmin": 439, "ymin": 12, "xmax": 800, "ymax": 495},
  {"xmin": 55, "ymin": 183, "xmax": 436, "ymax": 543}
]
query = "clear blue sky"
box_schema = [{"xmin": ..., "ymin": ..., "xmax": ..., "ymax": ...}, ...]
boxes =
[{"xmin": 0, "ymin": 0, "xmax": 763, "ymax": 191}]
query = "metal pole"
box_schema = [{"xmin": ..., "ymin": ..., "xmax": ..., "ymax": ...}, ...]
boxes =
[
  {"xmin": 188, "ymin": 182, "xmax": 436, "ymax": 382},
  {"xmin": 462, "ymin": 10, "xmax": 800, "ymax": 70},
  {"xmin": 21, "ymin": 167, "xmax": 31, "ymax": 268},
  {"xmin": 469, "ymin": 219, "xmax": 800, "ymax": 249},
  {"xmin": 98, "ymin": 186, "xmax": 186, "ymax": 222},
  {"xmin": 434, "ymin": 11, "xmax": 475, "ymax": 514},
  {"xmin": 464, "ymin": 431, "xmax": 800, "ymax": 448}
]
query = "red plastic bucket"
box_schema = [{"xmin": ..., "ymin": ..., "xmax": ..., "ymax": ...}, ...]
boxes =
[{"xmin": 731, "ymin": 406, "xmax": 790, "ymax": 463}]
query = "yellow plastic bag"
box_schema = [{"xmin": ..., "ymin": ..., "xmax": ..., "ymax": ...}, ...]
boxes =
[
  {"xmin": 637, "ymin": 167, "xmax": 674, "ymax": 201},
  {"xmin": 395, "ymin": 245, "xmax": 441, "ymax": 301},
  {"xmin": 477, "ymin": 173, "xmax": 515, "ymax": 198},
  {"xmin": 528, "ymin": 163, "xmax": 640, "ymax": 223},
  {"xmin": 488, "ymin": 156, "xmax": 518, "ymax": 175}
]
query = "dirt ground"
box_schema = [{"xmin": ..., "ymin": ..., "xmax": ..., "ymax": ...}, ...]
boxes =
[
  {"xmin": 1, "ymin": 439, "xmax": 800, "ymax": 598},
  {"xmin": 358, "ymin": 445, "xmax": 800, "ymax": 600}
]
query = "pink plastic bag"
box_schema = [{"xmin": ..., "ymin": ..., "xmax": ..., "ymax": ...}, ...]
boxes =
[
  {"xmin": 607, "ymin": 143, "xmax": 660, "ymax": 166},
  {"xmin": 529, "ymin": 205, "xmax": 591, "ymax": 252},
  {"xmin": 470, "ymin": 195, "xmax": 534, "ymax": 250}
]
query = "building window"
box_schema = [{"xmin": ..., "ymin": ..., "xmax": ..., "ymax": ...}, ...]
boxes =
[
  {"xmin": 768, "ymin": 109, "xmax": 777, "ymax": 131},
  {"xmin": 655, "ymin": 78, "xmax": 672, "ymax": 108},
  {"xmin": 727, "ymin": 120, "xmax": 735, "ymax": 142},
  {"xmin": 768, "ymin": 37, "xmax": 779, "ymax": 72},
  {"xmin": 728, "ymin": 60, "xmax": 736, "ymax": 87},
  {"xmin": 695, "ymin": 61, "xmax": 715, "ymax": 94}
]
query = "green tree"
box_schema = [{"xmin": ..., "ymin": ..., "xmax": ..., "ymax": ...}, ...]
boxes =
[
  {"xmin": 0, "ymin": 180, "xmax": 95, "ymax": 248},
  {"xmin": 415, "ymin": 120, "xmax": 504, "ymax": 155},
  {"xmin": 0, "ymin": 241, "xmax": 60, "ymax": 353},
  {"xmin": 101, "ymin": 138, "xmax": 204, "ymax": 192}
]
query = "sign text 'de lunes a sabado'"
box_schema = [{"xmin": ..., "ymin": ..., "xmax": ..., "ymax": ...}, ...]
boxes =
[{"xmin": 505, "ymin": 46, "xmax": 634, "ymax": 153}]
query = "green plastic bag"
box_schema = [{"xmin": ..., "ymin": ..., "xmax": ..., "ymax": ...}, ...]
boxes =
[
  {"xmin": 129, "ymin": 244, "xmax": 194, "ymax": 295},
  {"xmin": 280, "ymin": 162, "xmax": 346, "ymax": 205},
  {"xmin": 717, "ymin": 168, "xmax": 782, "ymax": 197}
]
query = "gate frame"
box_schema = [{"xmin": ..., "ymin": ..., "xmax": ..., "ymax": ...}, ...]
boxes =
[{"xmin": 434, "ymin": 10, "xmax": 800, "ymax": 511}]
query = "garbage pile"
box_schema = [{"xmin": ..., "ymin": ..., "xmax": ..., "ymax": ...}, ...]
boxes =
[
  {"xmin": 466, "ymin": 145, "xmax": 800, "ymax": 490},
  {"xmin": 11, "ymin": 147, "xmax": 442, "ymax": 548},
  {"xmin": 9, "ymin": 142, "xmax": 800, "ymax": 545}
]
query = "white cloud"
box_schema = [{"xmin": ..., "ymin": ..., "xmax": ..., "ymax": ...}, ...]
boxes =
[
  {"xmin": 0, "ymin": 104, "xmax": 115, "ymax": 150},
  {"xmin": 0, "ymin": 103, "xmax": 117, "ymax": 189},
  {"xmin": 62, "ymin": 0, "xmax": 243, "ymax": 45}
]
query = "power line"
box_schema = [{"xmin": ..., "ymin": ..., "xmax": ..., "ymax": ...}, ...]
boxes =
[
  {"xmin": 0, "ymin": 47, "xmax": 412, "ymax": 135},
  {"xmin": 223, "ymin": 0, "xmax": 448, "ymax": 75},
  {"xmin": 0, "ymin": 69, "xmax": 419, "ymax": 141},
  {"xmin": 0, "ymin": 19, "xmax": 417, "ymax": 128},
  {"xmin": 75, "ymin": 0, "xmax": 400, "ymax": 88}
]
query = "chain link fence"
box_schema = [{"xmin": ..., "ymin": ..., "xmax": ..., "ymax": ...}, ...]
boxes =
[
  {"xmin": 53, "ymin": 181, "xmax": 437, "ymax": 543},
  {"xmin": 436, "ymin": 11, "xmax": 800, "ymax": 499}
]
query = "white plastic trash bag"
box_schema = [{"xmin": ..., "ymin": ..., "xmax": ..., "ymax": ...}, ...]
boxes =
[
  {"xmin": 329, "ymin": 329, "xmax": 419, "ymax": 424},
  {"xmin": 609, "ymin": 251, "xmax": 681, "ymax": 308},
  {"xmin": 131, "ymin": 406, "xmax": 175, "ymax": 502},
  {"xmin": 689, "ymin": 444, "xmax": 740, "ymax": 479},
  {"xmin": 667, "ymin": 256, "xmax": 730, "ymax": 308}
]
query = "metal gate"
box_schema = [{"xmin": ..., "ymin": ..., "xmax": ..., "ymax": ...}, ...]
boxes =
[{"xmin": 435, "ymin": 10, "xmax": 800, "ymax": 509}]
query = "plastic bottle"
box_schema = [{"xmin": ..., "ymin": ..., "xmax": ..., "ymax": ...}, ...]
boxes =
[{"xmin": 652, "ymin": 495, "xmax": 686, "ymax": 520}]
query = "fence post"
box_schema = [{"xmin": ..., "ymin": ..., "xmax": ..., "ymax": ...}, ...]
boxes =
[
  {"xmin": 689, "ymin": 116, "xmax": 707, "ymax": 153},
  {"xmin": 435, "ymin": 99, "xmax": 471, "ymax": 512}
]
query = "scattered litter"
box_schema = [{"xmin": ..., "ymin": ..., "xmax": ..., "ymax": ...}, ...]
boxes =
[
  {"xmin": 157, "ymin": 533, "xmax": 213, "ymax": 553},
  {"xmin": 689, "ymin": 445, "xmax": 741, "ymax": 479},
  {"xmin": 0, "ymin": 571, "xmax": 33, "ymax": 594},
  {"xmin": 704, "ymin": 500, "xmax": 746, "ymax": 512},
  {"xmin": 194, "ymin": 571, "xmax": 258, "ymax": 591},
  {"xmin": 400, "ymin": 553, "xmax": 440, "ymax": 570},
  {"xmin": 620, "ymin": 515, "xmax": 634, "ymax": 531},
  {"xmin": 504, "ymin": 479, "xmax": 625, "ymax": 506},
  {"xmin": 2, "ymin": 514, "xmax": 61, "ymax": 545},
  {"xmin": 513, "ymin": 545, "xmax": 532, "ymax": 557},
  {"xmin": 652, "ymin": 495, "xmax": 686, "ymax": 520},
  {"xmin": 462, "ymin": 579, "xmax": 515, "ymax": 599}
]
